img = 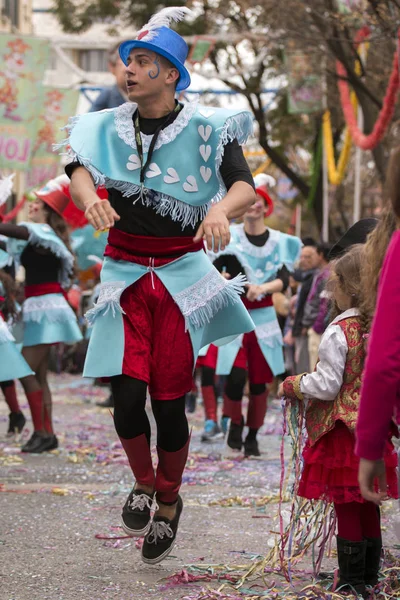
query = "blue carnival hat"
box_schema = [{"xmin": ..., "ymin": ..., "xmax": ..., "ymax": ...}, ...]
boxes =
[{"xmin": 119, "ymin": 7, "xmax": 192, "ymax": 92}]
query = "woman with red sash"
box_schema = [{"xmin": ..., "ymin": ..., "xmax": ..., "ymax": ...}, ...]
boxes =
[{"xmin": 0, "ymin": 180, "xmax": 82, "ymax": 453}]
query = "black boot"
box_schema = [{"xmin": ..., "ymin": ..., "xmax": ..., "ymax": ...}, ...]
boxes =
[
  {"xmin": 227, "ymin": 417, "xmax": 244, "ymax": 451},
  {"xmin": 335, "ymin": 537, "xmax": 367, "ymax": 598},
  {"xmin": 364, "ymin": 537, "xmax": 382, "ymax": 587}
]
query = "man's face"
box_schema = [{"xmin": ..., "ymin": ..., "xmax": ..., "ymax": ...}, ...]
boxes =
[
  {"xmin": 125, "ymin": 49, "xmax": 178, "ymax": 102},
  {"xmin": 110, "ymin": 57, "xmax": 127, "ymax": 93},
  {"xmin": 244, "ymin": 192, "xmax": 267, "ymax": 222},
  {"xmin": 299, "ymin": 246, "xmax": 318, "ymax": 270}
]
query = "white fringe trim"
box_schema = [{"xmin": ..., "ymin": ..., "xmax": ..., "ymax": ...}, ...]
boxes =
[
  {"xmin": 173, "ymin": 270, "xmax": 247, "ymax": 330},
  {"xmin": 213, "ymin": 112, "xmax": 254, "ymax": 207},
  {"xmin": 23, "ymin": 295, "xmax": 76, "ymax": 324},
  {"xmin": 85, "ymin": 281, "xmax": 126, "ymax": 326},
  {"xmin": 57, "ymin": 109, "xmax": 253, "ymax": 229},
  {"xmin": 256, "ymin": 320, "xmax": 283, "ymax": 348}
]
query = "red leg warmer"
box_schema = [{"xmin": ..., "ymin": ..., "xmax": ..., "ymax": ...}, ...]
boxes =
[
  {"xmin": 246, "ymin": 392, "xmax": 268, "ymax": 430},
  {"xmin": 224, "ymin": 395, "xmax": 243, "ymax": 425},
  {"xmin": 119, "ymin": 433, "xmax": 155, "ymax": 489},
  {"xmin": 201, "ymin": 385, "xmax": 217, "ymax": 421},
  {"xmin": 155, "ymin": 437, "xmax": 190, "ymax": 504}
]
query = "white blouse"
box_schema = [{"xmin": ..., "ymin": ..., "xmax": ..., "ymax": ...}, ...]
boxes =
[{"xmin": 299, "ymin": 308, "xmax": 359, "ymax": 401}]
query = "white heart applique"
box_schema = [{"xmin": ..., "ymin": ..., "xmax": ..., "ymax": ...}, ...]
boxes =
[
  {"xmin": 145, "ymin": 163, "xmax": 161, "ymax": 178},
  {"xmin": 126, "ymin": 154, "xmax": 141, "ymax": 171},
  {"xmin": 200, "ymin": 166, "xmax": 212, "ymax": 183},
  {"xmin": 198, "ymin": 125, "xmax": 212, "ymax": 142},
  {"xmin": 198, "ymin": 107, "xmax": 215, "ymax": 118},
  {"xmin": 255, "ymin": 269, "xmax": 264, "ymax": 279},
  {"xmin": 265, "ymin": 261, "xmax": 274, "ymax": 271},
  {"xmin": 183, "ymin": 176, "xmax": 198, "ymax": 193},
  {"xmin": 164, "ymin": 168, "xmax": 180, "ymax": 184},
  {"xmin": 199, "ymin": 144, "xmax": 212, "ymax": 162}
]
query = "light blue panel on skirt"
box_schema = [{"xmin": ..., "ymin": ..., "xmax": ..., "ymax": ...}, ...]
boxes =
[
  {"xmin": 23, "ymin": 319, "xmax": 83, "ymax": 347},
  {"xmin": 83, "ymin": 307, "xmax": 125, "ymax": 377},
  {"xmin": 0, "ymin": 341, "xmax": 33, "ymax": 381},
  {"xmin": 249, "ymin": 307, "xmax": 285, "ymax": 376},
  {"xmin": 216, "ymin": 337, "xmax": 243, "ymax": 376}
]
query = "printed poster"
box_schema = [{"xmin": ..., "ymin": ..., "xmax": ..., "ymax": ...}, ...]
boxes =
[
  {"xmin": 26, "ymin": 86, "xmax": 79, "ymax": 190},
  {"xmin": 0, "ymin": 34, "xmax": 50, "ymax": 170}
]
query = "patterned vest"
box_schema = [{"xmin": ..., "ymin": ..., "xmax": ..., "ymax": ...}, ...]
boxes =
[{"xmin": 306, "ymin": 316, "xmax": 364, "ymax": 446}]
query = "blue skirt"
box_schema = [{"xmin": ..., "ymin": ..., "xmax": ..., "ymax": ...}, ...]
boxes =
[
  {"xmin": 0, "ymin": 317, "xmax": 33, "ymax": 381},
  {"xmin": 22, "ymin": 293, "xmax": 83, "ymax": 347}
]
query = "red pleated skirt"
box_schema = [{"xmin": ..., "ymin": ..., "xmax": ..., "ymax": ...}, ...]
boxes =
[{"xmin": 298, "ymin": 420, "xmax": 398, "ymax": 504}]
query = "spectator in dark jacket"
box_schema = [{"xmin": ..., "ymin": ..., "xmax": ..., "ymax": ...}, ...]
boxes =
[{"xmin": 90, "ymin": 42, "xmax": 127, "ymax": 112}]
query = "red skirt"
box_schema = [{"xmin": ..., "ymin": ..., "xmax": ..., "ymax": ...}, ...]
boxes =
[{"xmin": 298, "ymin": 420, "xmax": 398, "ymax": 504}]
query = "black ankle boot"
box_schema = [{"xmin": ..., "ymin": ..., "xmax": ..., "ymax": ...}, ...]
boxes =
[
  {"xmin": 364, "ymin": 537, "xmax": 382, "ymax": 587},
  {"xmin": 336, "ymin": 537, "xmax": 367, "ymax": 598}
]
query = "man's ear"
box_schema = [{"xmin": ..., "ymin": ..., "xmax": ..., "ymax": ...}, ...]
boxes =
[{"xmin": 166, "ymin": 67, "xmax": 180, "ymax": 87}]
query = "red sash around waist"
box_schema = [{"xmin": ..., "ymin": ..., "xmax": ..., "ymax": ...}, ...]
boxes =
[
  {"xmin": 24, "ymin": 282, "xmax": 67, "ymax": 300},
  {"xmin": 105, "ymin": 228, "xmax": 204, "ymax": 262}
]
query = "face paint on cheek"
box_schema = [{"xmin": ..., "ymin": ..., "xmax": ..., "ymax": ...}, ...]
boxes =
[{"xmin": 148, "ymin": 56, "xmax": 160, "ymax": 80}]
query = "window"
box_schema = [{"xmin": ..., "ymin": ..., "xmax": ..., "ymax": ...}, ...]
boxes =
[
  {"xmin": 2, "ymin": 0, "xmax": 19, "ymax": 27},
  {"xmin": 79, "ymin": 49, "xmax": 108, "ymax": 72}
]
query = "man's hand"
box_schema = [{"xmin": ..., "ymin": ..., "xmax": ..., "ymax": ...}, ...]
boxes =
[
  {"xmin": 246, "ymin": 284, "xmax": 264, "ymax": 302},
  {"xmin": 194, "ymin": 204, "xmax": 230, "ymax": 251},
  {"xmin": 358, "ymin": 458, "xmax": 388, "ymax": 505},
  {"xmin": 84, "ymin": 197, "xmax": 120, "ymax": 231}
]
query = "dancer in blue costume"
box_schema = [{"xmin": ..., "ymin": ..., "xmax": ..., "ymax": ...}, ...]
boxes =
[
  {"xmin": 0, "ymin": 180, "xmax": 82, "ymax": 453},
  {"xmin": 207, "ymin": 174, "xmax": 302, "ymax": 456},
  {"xmin": 0, "ymin": 267, "xmax": 31, "ymax": 437},
  {"xmin": 62, "ymin": 7, "xmax": 256, "ymax": 564}
]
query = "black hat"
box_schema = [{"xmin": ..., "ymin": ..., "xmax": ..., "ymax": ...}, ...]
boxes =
[{"xmin": 329, "ymin": 218, "xmax": 378, "ymax": 260}]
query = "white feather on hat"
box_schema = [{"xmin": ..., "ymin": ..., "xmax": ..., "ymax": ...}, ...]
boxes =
[
  {"xmin": 0, "ymin": 173, "xmax": 15, "ymax": 207},
  {"xmin": 137, "ymin": 6, "xmax": 193, "ymax": 42},
  {"xmin": 253, "ymin": 173, "xmax": 276, "ymax": 189}
]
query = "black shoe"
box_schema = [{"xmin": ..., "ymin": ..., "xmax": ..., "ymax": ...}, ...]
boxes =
[
  {"xmin": 142, "ymin": 495, "xmax": 183, "ymax": 564},
  {"xmin": 21, "ymin": 432, "xmax": 58, "ymax": 453},
  {"xmin": 96, "ymin": 394, "xmax": 114, "ymax": 408},
  {"xmin": 336, "ymin": 537, "xmax": 367, "ymax": 598},
  {"xmin": 21, "ymin": 431, "xmax": 41, "ymax": 452},
  {"xmin": 7, "ymin": 412, "xmax": 26, "ymax": 436},
  {"xmin": 122, "ymin": 488, "xmax": 154, "ymax": 536},
  {"xmin": 364, "ymin": 536, "xmax": 382, "ymax": 587},
  {"xmin": 244, "ymin": 437, "xmax": 260, "ymax": 457},
  {"xmin": 185, "ymin": 392, "xmax": 196, "ymax": 414},
  {"xmin": 227, "ymin": 418, "xmax": 244, "ymax": 451}
]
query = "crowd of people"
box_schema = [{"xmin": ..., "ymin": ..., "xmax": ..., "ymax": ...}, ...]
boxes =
[{"xmin": 1, "ymin": 6, "xmax": 400, "ymax": 596}]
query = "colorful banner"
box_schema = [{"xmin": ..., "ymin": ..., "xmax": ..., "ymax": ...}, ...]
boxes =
[
  {"xmin": 285, "ymin": 50, "xmax": 323, "ymax": 114},
  {"xmin": 0, "ymin": 34, "xmax": 50, "ymax": 171},
  {"xmin": 26, "ymin": 87, "xmax": 79, "ymax": 190}
]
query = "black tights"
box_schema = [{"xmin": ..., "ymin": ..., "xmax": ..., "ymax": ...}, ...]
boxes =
[
  {"xmin": 111, "ymin": 374, "xmax": 189, "ymax": 452},
  {"xmin": 202, "ymin": 366, "xmax": 266, "ymax": 400}
]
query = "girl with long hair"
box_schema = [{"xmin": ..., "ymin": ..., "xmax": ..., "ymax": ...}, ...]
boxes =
[
  {"xmin": 0, "ymin": 179, "xmax": 82, "ymax": 453},
  {"xmin": 279, "ymin": 246, "xmax": 398, "ymax": 597}
]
